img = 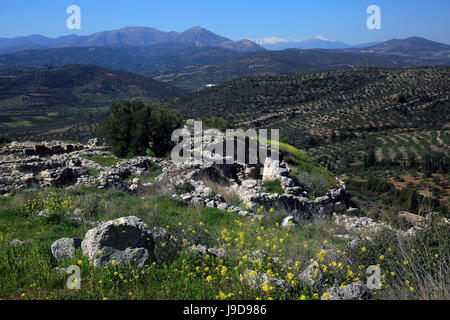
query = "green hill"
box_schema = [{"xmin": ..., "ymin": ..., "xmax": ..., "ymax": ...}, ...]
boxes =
[
  {"xmin": 0, "ymin": 65, "xmax": 184, "ymax": 113},
  {"xmin": 0, "ymin": 65, "xmax": 185, "ymax": 141}
]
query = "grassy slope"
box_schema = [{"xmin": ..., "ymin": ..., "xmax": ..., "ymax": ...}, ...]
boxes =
[
  {"xmin": 0, "ymin": 188, "xmax": 335, "ymax": 300},
  {"xmin": 263, "ymin": 139, "xmax": 337, "ymax": 189},
  {"xmin": 277, "ymin": 141, "xmax": 336, "ymax": 184},
  {"xmin": 1, "ymin": 187, "xmax": 447, "ymax": 300}
]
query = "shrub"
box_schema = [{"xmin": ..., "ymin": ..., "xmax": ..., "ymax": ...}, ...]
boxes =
[
  {"xmin": 266, "ymin": 139, "xmax": 337, "ymax": 188},
  {"xmin": 88, "ymin": 155, "xmax": 120, "ymax": 167},
  {"xmin": 0, "ymin": 135, "xmax": 10, "ymax": 146},
  {"xmin": 24, "ymin": 190, "xmax": 73, "ymax": 223},
  {"xmin": 346, "ymin": 217, "xmax": 450, "ymax": 300},
  {"xmin": 145, "ymin": 149, "xmax": 156, "ymax": 157},
  {"xmin": 97, "ymin": 100, "xmax": 183, "ymax": 157},
  {"xmin": 297, "ymin": 171, "xmax": 328, "ymax": 197},
  {"xmin": 200, "ymin": 117, "xmax": 233, "ymax": 132}
]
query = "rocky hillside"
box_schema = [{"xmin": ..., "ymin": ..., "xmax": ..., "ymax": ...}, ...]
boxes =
[
  {"xmin": 0, "ymin": 137, "xmax": 342, "ymax": 217},
  {"xmin": 1, "ymin": 138, "xmax": 447, "ymax": 300}
]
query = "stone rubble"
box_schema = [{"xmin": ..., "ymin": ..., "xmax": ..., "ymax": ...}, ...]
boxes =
[
  {"xmin": 321, "ymin": 280, "xmax": 368, "ymax": 300},
  {"xmin": 333, "ymin": 213, "xmax": 385, "ymax": 233},
  {"xmin": 0, "ymin": 139, "xmax": 347, "ymax": 222},
  {"xmin": 333, "ymin": 212, "xmax": 421, "ymax": 238}
]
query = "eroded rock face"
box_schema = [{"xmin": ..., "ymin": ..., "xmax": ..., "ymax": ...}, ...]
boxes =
[
  {"xmin": 81, "ymin": 216, "xmax": 156, "ymax": 268},
  {"xmin": 40, "ymin": 167, "xmax": 81, "ymax": 187},
  {"xmin": 51, "ymin": 238, "xmax": 82, "ymax": 262}
]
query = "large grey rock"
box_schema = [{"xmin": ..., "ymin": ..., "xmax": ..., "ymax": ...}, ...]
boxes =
[
  {"xmin": 262, "ymin": 158, "xmax": 281, "ymax": 181},
  {"xmin": 281, "ymin": 216, "xmax": 298, "ymax": 227},
  {"xmin": 51, "ymin": 238, "xmax": 82, "ymax": 262},
  {"xmin": 206, "ymin": 200, "xmax": 216, "ymax": 208},
  {"xmin": 40, "ymin": 167, "xmax": 78, "ymax": 187},
  {"xmin": 334, "ymin": 213, "xmax": 385, "ymax": 233},
  {"xmin": 20, "ymin": 173, "xmax": 36, "ymax": 185},
  {"xmin": 340, "ymin": 281, "xmax": 367, "ymax": 299},
  {"xmin": 298, "ymin": 260, "xmax": 323, "ymax": 288},
  {"xmin": 217, "ymin": 202, "xmax": 229, "ymax": 211},
  {"xmin": 81, "ymin": 216, "xmax": 156, "ymax": 268}
]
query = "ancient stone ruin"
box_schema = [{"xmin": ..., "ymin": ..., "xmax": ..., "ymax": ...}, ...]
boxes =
[{"xmin": 0, "ymin": 137, "xmax": 348, "ymax": 221}]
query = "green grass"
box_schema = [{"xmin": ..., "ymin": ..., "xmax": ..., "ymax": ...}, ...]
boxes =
[
  {"xmin": 263, "ymin": 180, "xmax": 284, "ymax": 195},
  {"xmin": 4, "ymin": 120, "xmax": 33, "ymax": 128},
  {"xmin": 87, "ymin": 156, "xmax": 120, "ymax": 167},
  {"xmin": 0, "ymin": 187, "xmax": 447, "ymax": 300},
  {"xmin": 0, "ymin": 188, "xmax": 340, "ymax": 300},
  {"xmin": 87, "ymin": 168, "xmax": 102, "ymax": 177},
  {"xmin": 278, "ymin": 141, "xmax": 336, "ymax": 185},
  {"xmin": 32, "ymin": 116, "xmax": 51, "ymax": 121},
  {"xmin": 263, "ymin": 139, "xmax": 337, "ymax": 190}
]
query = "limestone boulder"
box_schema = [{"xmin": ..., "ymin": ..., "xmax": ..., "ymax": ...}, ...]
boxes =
[
  {"xmin": 51, "ymin": 238, "xmax": 82, "ymax": 262},
  {"xmin": 81, "ymin": 216, "xmax": 156, "ymax": 268}
]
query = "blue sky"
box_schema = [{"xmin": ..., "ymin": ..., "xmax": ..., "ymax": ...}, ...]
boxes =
[{"xmin": 1, "ymin": 0, "xmax": 449, "ymax": 44}]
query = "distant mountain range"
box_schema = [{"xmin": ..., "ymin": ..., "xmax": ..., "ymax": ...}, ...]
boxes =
[
  {"xmin": 0, "ymin": 26, "xmax": 448, "ymax": 91},
  {"xmin": 253, "ymin": 36, "xmax": 353, "ymax": 50},
  {"xmin": 364, "ymin": 36, "xmax": 449, "ymax": 53},
  {"xmin": 252, "ymin": 35, "xmax": 450, "ymax": 53},
  {"xmin": 0, "ymin": 43, "xmax": 243, "ymax": 79},
  {"xmin": 3, "ymin": 26, "xmax": 448, "ymax": 55},
  {"xmin": 0, "ymin": 26, "xmax": 263, "ymax": 54},
  {"xmin": 336, "ymin": 37, "xmax": 450, "ymax": 65}
]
